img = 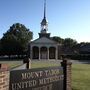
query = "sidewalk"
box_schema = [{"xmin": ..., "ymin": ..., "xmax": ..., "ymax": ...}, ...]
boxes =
[{"xmin": 12, "ymin": 64, "xmax": 26, "ymax": 70}]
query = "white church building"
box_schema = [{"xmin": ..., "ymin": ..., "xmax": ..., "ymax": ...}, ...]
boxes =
[{"xmin": 29, "ymin": 0, "xmax": 61, "ymax": 60}]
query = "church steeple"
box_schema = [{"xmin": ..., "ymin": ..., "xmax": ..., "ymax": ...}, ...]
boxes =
[
  {"xmin": 39, "ymin": 0, "xmax": 50, "ymax": 38},
  {"xmin": 41, "ymin": 0, "xmax": 48, "ymax": 33}
]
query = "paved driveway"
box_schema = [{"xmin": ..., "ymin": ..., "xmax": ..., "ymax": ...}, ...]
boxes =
[{"xmin": 71, "ymin": 60, "xmax": 90, "ymax": 64}]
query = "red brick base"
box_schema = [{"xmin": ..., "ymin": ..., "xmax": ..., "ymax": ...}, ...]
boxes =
[{"xmin": 0, "ymin": 64, "xmax": 9, "ymax": 90}]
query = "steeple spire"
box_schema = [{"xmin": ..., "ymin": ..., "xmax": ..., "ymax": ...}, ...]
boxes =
[
  {"xmin": 41, "ymin": 0, "xmax": 48, "ymax": 33},
  {"xmin": 44, "ymin": 0, "xmax": 46, "ymax": 19}
]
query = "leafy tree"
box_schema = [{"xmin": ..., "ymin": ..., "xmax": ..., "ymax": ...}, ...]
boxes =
[
  {"xmin": 1, "ymin": 23, "xmax": 33, "ymax": 57},
  {"xmin": 63, "ymin": 38, "xmax": 77, "ymax": 47},
  {"xmin": 51, "ymin": 36, "xmax": 64, "ymax": 44},
  {"xmin": 0, "ymin": 40, "xmax": 2, "ymax": 55},
  {"xmin": 51, "ymin": 36, "xmax": 77, "ymax": 47}
]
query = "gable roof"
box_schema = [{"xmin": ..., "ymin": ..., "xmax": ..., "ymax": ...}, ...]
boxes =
[
  {"xmin": 30, "ymin": 37, "xmax": 58, "ymax": 44},
  {"xmin": 80, "ymin": 44, "xmax": 90, "ymax": 52}
]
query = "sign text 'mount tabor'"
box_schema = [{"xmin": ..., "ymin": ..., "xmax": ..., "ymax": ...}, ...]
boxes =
[{"xmin": 9, "ymin": 66, "xmax": 63, "ymax": 90}]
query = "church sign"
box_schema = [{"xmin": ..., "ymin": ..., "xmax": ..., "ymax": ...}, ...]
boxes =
[{"xmin": 9, "ymin": 66, "xmax": 63, "ymax": 90}]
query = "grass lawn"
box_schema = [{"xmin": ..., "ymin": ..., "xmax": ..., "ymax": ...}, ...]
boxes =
[
  {"xmin": 0, "ymin": 60, "xmax": 61, "ymax": 69},
  {"xmin": 72, "ymin": 64, "xmax": 90, "ymax": 90},
  {"xmin": 31, "ymin": 60, "xmax": 61, "ymax": 68},
  {"xmin": 0, "ymin": 60, "xmax": 23, "ymax": 69}
]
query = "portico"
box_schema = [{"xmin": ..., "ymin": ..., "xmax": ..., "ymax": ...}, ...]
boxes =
[{"xmin": 30, "ymin": 37, "xmax": 58, "ymax": 60}]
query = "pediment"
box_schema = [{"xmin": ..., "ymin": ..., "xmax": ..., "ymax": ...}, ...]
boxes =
[{"xmin": 31, "ymin": 37, "xmax": 57, "ymax": 44}]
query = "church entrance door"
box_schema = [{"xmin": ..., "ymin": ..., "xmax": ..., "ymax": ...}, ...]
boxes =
[{"xmin": 40, "ymin": 47, "xmax": 47, "ymax": 59}]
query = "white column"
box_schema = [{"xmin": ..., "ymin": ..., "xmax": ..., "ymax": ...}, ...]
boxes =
[
  {"xmin": 30, "ymin": 46, "xmax": 32, "ymax": 60},
  {"xmin": 39, "ymin": 47, "xmax": 41, "ymax": 60},
  {"xmin": 47, "ymin": 47, "xmax": 49, "ymax": 60},
  {"xmin": 56, "ymin": 46, "xmax": 58, "ymax": 60}
]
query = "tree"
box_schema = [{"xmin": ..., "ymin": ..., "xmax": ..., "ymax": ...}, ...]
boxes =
[
  {"xmin": 51, "ymin": 36, "xmax": 64, "ymax": 44},
  {"xmin": 1, "ymin": 23, "xmax": 33, "ymax": 57},
  {"xmin": 0, "ymin": 40, "xmax": 2, "ymax": 56},
  {"xmin": 63, "ymin": 38, "xmax": 77, "ymax": 47}
]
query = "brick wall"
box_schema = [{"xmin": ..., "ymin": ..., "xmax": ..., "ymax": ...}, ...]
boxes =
[
  {"xmin": 0, "ymin": 64, "xmax": 9, "ymax": 90},
  {"xmin": 66, "ymin": 61, "xmax": 72, "ymax": 90},
  {"xmin": 61, "ymin": 59, "xmax": 72, "ymax": 90}
]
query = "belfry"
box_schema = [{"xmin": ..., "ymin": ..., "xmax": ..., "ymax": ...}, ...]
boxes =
[
  {"xmin": 29, "ymin": 0, "xmax": 60, "ymax": 60},
  {"xmin": 39, "ymin": 0, "xmax": 50, "ymax": 38}
]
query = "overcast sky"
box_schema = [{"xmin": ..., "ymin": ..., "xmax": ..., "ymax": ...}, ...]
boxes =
[{"xmin": 0, "ymin": 0, "xmax": 90, "ymax": 43}]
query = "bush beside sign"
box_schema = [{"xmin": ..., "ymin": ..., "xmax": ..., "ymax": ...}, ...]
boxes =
[{"xmin": 9, "ymin": 66, "xmax": 63, "ymax": 90}]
